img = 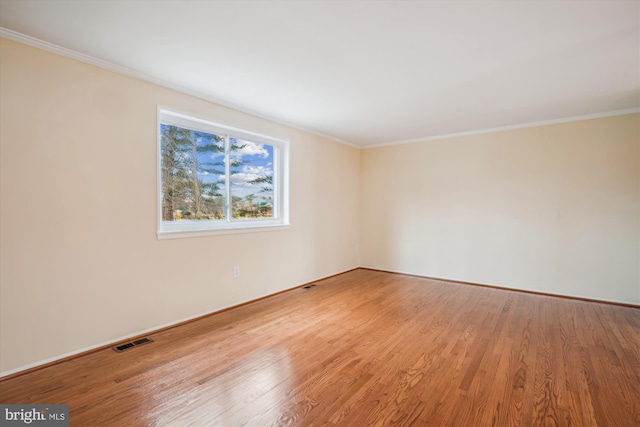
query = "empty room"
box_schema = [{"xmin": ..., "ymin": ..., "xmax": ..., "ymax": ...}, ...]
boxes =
[{"xmin": 0, "ymin": 1, "xmax": 638, "ymax": 426}]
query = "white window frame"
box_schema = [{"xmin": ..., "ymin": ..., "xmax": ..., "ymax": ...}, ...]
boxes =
[{"xmin": 157, "ymin": 107, "xmax": 289, "ymax": 239}]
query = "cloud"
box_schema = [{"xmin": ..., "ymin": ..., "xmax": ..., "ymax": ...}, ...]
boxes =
[
  {"xmin": 242, "ymin": 165, "xmax": 273, "ymax": 176},
  {"xmin": 229, "ymin": 165, "xmax": 273, "ymax": 188},
  {"xmin": 232, "ymin": 140, "xmax": 269, "ymax": 159},
  {"xmin": 230, "ymin": 173, "xmax": 261, "ymax": 185},
  {"xmin": 217, "ymin": 165, "xmax": 271, "ymax": 183}
]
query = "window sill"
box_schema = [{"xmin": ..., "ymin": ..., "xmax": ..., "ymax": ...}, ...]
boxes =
[{"xmin": 157, "ymin": 223, "xmax": 290, "ymax": 240}]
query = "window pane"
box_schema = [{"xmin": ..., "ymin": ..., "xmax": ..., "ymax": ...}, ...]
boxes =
[
  {"xmin": 160, "ymin": 124, "xmax": 226, "ymax": 222},
  {"xmin": 230, "ymin": 138, "xmax": 275, "ymax": 220}
]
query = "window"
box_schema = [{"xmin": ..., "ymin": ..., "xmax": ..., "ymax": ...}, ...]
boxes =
[{"xmin": 157, "ymin": 108, "xmax": 289, "ymax": 239}]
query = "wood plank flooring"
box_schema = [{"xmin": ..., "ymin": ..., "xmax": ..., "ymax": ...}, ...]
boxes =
[{"xmin": 1, "ymin": 269, "xmax": 639, "ymax": 426}]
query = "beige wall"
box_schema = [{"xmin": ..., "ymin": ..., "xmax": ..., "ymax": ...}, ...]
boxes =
[
  {"xmin": 361, "ymin": 114, "xmax": 640, "ymax": 304},
  {"xmin": 0, "ymin": 39, "xmax": 360, "ymax": 373}
]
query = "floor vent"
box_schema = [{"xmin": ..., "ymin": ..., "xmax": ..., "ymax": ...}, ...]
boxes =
[
  {"xmin": 113, "ymin": 337, "xmax": 154, "ymax": 353},
  {"xmin": 303, "ymin": 284, "xmax": 318, "ymax": 289}
]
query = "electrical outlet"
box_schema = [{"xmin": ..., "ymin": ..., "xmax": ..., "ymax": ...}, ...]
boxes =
[{"xmin": 233, "ymin": 265, "xmax": 240, "ymax": 278}]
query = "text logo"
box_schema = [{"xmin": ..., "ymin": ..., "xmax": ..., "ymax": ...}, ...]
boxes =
[{"xmin": 0, "ymin": 405, "xmax": 68, "ymax": 426}]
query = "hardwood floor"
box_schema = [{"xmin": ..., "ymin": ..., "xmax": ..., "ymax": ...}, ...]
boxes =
[{"xmin": 1, "ymin": 269, "xmax": 639, "ymax": 426}]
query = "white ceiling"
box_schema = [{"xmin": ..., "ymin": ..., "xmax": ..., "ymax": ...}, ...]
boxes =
[{"xmin": 1, "ymin": 1, "xmax": 638, "ymax": 147}]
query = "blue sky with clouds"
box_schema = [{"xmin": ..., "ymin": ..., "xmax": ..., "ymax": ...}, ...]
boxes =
[{"xmin": 162, "ymin": 124, "xmax": 274, "ymax": 206}]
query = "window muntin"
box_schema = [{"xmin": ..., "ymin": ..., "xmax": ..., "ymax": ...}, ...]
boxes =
[{"xmin": 158, "ymin": 109, "xmax": 289, "ymax": 238}]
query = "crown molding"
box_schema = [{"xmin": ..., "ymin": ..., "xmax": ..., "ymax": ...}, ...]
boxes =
[
  {"xmin": 366, "ymin": 108, "xmax": 640, "ymax": 149},
  {"xmin": 2, "ymin": 27, "xmax": 637, "ymax": 151},
  {"xmin": 0, "ymin": 27, "xmax": 360, "ymax": 149}
]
